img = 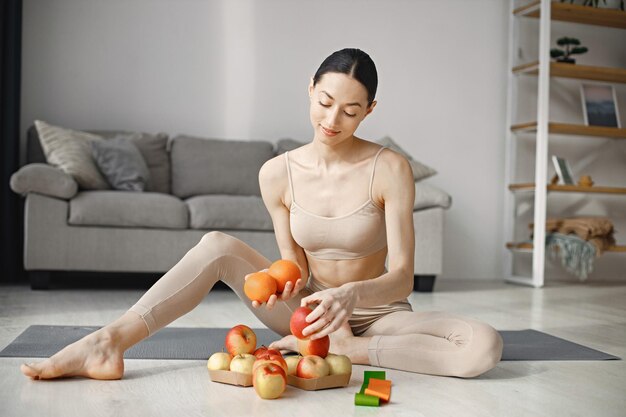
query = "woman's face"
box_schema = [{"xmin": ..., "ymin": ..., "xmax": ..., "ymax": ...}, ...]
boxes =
[{"xmin": 309, "ymin": 72, "xmax": 376, "ymax": 145}]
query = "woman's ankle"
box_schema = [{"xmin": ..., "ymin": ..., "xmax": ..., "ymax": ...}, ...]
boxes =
[{"xmin": 97, "ymin": 311, "xmax": 150, "ymax": 351}]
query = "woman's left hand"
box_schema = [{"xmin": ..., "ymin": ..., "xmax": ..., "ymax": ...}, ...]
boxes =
[{"xmin": 299, "ymin": 283, "xmax": 357, "ymax": 340}]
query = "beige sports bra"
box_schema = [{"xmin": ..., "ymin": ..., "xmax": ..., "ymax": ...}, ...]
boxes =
[{"xmin": 285, "ymin": 146, "xmax": 388, "ymax": 260}]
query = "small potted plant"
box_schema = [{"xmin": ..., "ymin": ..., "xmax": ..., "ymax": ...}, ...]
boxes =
[{"xmin": 550, "ymin": 37, "xmax": 588, "ymax": 64}]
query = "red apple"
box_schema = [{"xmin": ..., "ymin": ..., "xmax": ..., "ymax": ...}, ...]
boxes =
[
  {"xmin": 290, "ymin": 306, "xmax": 314, "ymax": 339},
  {"xmin": 297, "ymin": 335, "xmax": 330, "ymax": 358},
  {"xmin": 252, "ymin": 351, "xmax": 288, "ymax": 375},
  {"xmin": 253, "ymin": 363, "xmax": 287, "ymax": 400},
  {"xmin": 253, "ymin": 346, "xmax": 282, "ymax": 359},
  {"xmin": 253, "ymin": 345, "xmax": 269, "ymax": 358},
  {"xmin": 225, "ymin": 324, "xmax": 257, "ymax": 356},
  {"xmin": 325, "ymin": 353, "xmax": 352, "ymax": 375},
  {"xmin": 229, "ymin": 353, "xmax": 256, "ymax": 374},
  {"xmin": 207, "ymin": 351, "xmax": 232, "ymax": 371},
  {"xmin": 296, "ymin": 355, "xmax": 330, "ymax": 379},
  {"xmin": 284, "ymin": 355, "xmax": 303, "ymax": 376}
]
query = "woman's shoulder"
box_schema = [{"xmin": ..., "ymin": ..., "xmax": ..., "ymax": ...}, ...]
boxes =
[
  {"xmin": 259, "ymin": 152, "xmax": 288, "ymax": 182},
  {"xmin": 360, "ymin": 140, "xmax": 408, "ymax": 167},
  {"xmin": 375, "ymin": 144, "xmax": 413, "ymax": 179}
]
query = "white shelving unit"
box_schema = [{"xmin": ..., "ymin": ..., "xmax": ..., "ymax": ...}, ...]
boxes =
[{"xmin": 503, "ymin": 0, "xmax": 626, "ymax": 287}]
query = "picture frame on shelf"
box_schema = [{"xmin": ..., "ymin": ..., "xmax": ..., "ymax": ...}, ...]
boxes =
[
  {"xmin": 551, "ymin": 156, "xmax": 575, "ymax": 185},
  {"xmin": 580, "ymin": 84, "xmax": 621, "ymax": 128}
]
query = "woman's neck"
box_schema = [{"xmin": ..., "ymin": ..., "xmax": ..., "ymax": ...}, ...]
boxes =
[{"xmin": 310, "ymin": 135, "xmax": 360, "ymax": 171}]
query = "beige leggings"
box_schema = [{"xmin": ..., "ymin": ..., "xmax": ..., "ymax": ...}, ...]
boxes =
[{"xmin": 128, "ymin": 231, "xmax": 503, "ymax": 378}]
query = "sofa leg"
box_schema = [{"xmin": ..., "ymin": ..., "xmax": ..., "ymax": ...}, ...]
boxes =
[
  {"xmin": 414, "ymin": 275, "xmax": 436, "ymax": 292},
  {"xmin": 30, "ymin": 271, "xmax": 51, "ymax": 290}
]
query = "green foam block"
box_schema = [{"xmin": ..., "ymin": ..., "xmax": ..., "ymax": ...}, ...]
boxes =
[
  {"xmin": 355, "ymin": 393, "xmax": 380, "ymax": 407},
  {"xmin": 360, "ymin": 370, "xmax": 386, "ymax": 394}
]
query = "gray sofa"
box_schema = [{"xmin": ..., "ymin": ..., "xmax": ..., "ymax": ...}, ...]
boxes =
[{"xmin": 10, "ymin": 126, "xmax": 451, "ymax": 291}]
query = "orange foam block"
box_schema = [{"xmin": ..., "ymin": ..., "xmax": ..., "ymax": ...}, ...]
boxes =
[{"xmin": 364, "ymin": 378, "xmax": 392, "ymax": 402}]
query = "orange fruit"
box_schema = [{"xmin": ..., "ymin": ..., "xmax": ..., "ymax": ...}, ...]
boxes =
[
  {"xmin": 268, "ymin": 259, "xmax": 301, "ymax": 293},
  {"xmin": 244, "ymin": 272, "xmax": 277, "ymax": 303}
]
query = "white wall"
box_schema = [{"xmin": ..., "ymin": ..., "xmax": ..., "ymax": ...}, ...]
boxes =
[{"xmin": 21, "ymin": 0, "xmax": 625, "ymax": 280}]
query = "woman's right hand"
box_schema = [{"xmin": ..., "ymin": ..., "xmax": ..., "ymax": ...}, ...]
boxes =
[{"xmin": 244, "ymin": 269, "xmax": 307, "ymax": 310}]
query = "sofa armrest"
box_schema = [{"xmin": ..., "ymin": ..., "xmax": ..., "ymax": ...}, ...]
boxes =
[
  {"xmin": 413, "ymin": 182, "xmax": 451, "ymax": 211},
  {"xmin": 10, "ymin": 163, "xmax": 78, "ymax": 199}
]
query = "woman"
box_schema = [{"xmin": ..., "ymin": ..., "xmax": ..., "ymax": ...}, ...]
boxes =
[{"xmin": 21, "ymin": 48, "xmax": 502, "ymax": 380}]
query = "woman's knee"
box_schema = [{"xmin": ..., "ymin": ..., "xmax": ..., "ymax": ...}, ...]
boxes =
[
  {"xmin": 455, "ymin": 323, "xmax": 503, "ymax": 378},
  {"xmin": 198, "ymin": 231, "xmax": 241, "ymax": 253}
]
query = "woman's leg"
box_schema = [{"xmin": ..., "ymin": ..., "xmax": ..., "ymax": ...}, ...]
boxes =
[
  {"xmin": 21, "ymin": 231, "xmax": 303, "ymax": 380},
  {"xmin": 128, "ymin": 231, "xmax": 302, "ymax": 337},
  {"xmin": 360, "ymin": 310, "xmax": 503, "ymax": 378}
]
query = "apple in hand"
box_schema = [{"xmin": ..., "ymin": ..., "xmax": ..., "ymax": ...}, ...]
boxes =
[
  {"xmin": 284, "ymin": 355, "xmax": 303, "ymax": 376},
  {"xmin": 229, "ymin": 353, "xmax": 256, "ymax": 374},
  {"xmin": 253, "ymin": 363, "xmax": 287, "ymax": 400},
  {"xmin": 207, "ymin": 351, "xmax": 232, "ymax": 371},
  {"xmin": 296, "ymin": 355, "xmax": 330, "ymax": 379},
  {"xmin": 225, "ymin": 324, "xmax": 257, "ymax": 356},
  {"xmin": 325, "ymin": 353, "xmax": 352, "ymax": 375},
  {"xmin": 290, "ymin": 306, "xmax": 314, "ymax": 339},
  {"xmin": 297, "ymin": 335, "xmax": 330, "ymax": 358}
]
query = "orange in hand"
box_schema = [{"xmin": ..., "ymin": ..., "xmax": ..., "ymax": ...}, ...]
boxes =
[
  {"xmin": 268, "ymin": 259, "xmax": 301, "ymax": 294},
  {"xmin": 244, "ymin": 272, "xmax": 277, "ymax": 303}
]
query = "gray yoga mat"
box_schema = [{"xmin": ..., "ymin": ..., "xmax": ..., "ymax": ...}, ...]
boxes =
[{"xmin": 0, "ymin": 326, "xmax": 620, "ymax": 361}]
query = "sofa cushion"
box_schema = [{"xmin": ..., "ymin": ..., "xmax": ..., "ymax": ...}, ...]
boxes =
[
  {"xmin": 171, "ymin": 136, "xmax": 275, "ymax": 198},
  {"xmin": 186, "ymin": 195, "xmax": 273, "ymax": 231},
  {"xmin": 89, "ymin": 130, "xmax": 171, "ymax": 194},
  {"xmin": 34, "ymin": 120, "xmax": 111, "ymax": 190},
  {"xmin": 69, "ymin": 191, "xmax": 188, "ymax": 229},
  {"xmin": 91, "ymin": 137, "xmax": 151, "ymax": 191}
]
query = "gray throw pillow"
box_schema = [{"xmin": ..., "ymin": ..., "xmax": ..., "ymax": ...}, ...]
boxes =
[
  {"xmin": 91, "ymin": 137, "xmax": 150, "ymax": 191},
  {"xmin": 90, "ymin": 130, "xmax": 170, "ymax": 194}
]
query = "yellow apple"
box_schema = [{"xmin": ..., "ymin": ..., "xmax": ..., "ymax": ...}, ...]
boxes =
[
  {"xmin": 284, "ymin": 355, "xmax": 303, "ymax": 376},
  {"xmin": 207, "ymin": 351, "xmax": 232, "ymax": 371},
  {"xmin": 296, "ymin": 355, "xmax": 330, "ymax": 379},
  {"xmin": 325, "ymin": 353, "xmax": 352, "ymax": 375},
  {"xmin": 253, "ymin": 363, "xmax": 287, "ymax": 399},
  {"xmin": 229, "ymin": 353, "xmax": 256, "ymax": 374}
]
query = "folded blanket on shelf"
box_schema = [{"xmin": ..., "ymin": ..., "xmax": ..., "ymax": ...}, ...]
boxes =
[
  {"xmin": 530, "ymin": 217, "xmax": 616, "ymax": 255},
  {"xmin": 545, "ymin": 233, "xmax": 596, "ymax": 280},
  {"xmin": 529, "ymin": 217, "xmax": 617, "ymax": 280}
]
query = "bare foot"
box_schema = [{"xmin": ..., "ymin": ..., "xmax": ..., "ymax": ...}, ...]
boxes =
[
  {"xmin": 269, "ymin": 334, "xmax": 298, "ymax": 355},
  {"xmin": 20, "ymin": 329, "xmax": 125, "ymax": 380},
  {"xmin": 269, "ymin": 322, "xmax": 370, "ymax": 365},
  {"xmin": 327, "ymin": 323, "xmax": 371, "ymax": 364}
]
